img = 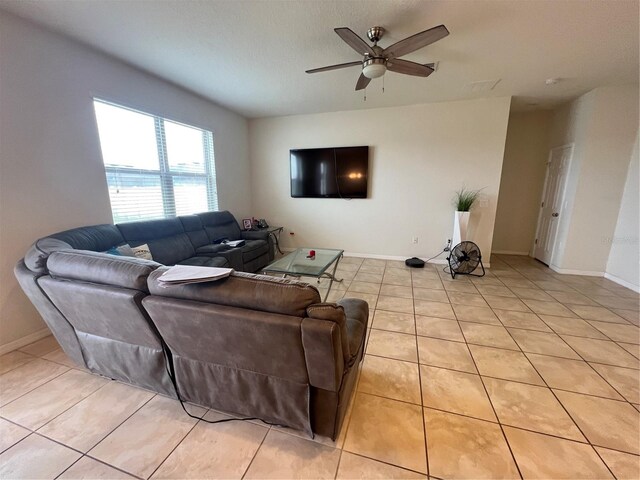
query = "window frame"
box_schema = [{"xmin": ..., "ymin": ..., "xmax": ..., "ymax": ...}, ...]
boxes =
[{"xmin": 94, "ymin": 98, "xmax": 218, "ymax": 223}]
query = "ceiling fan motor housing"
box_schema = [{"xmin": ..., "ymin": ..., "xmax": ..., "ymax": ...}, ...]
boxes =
[{"xmin": 367, "ymin": 26, "xmax": 385, "ymax": 44}]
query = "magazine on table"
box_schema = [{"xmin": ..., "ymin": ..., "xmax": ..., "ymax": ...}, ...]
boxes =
[{"xmin": 221, "ymin": 239, "xmax": 245, "ymax": 247}]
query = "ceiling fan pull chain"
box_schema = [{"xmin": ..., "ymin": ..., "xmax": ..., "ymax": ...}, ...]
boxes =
[
  {"xmin": 382, "ymin": 75, "xmax": 385, "ymax": 93},
  {"xmin": 363, "ymin": 87, "xmax": 366, "ymax": 102}
]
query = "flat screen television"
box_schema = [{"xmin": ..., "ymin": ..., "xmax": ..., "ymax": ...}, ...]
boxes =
[{"xmin": 290, "ymin": 146, "xmax": 369, "ymax": 198}]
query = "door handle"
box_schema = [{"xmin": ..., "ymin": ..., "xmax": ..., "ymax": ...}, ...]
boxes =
[{"xmin": 552, "ymin": 213, "xmax": 559, "ymax": 217}]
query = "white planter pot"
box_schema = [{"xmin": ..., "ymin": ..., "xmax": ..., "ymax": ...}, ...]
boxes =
[{"xmin": 452, "ymin": 211, "xmax": 470, "ymax": 247}]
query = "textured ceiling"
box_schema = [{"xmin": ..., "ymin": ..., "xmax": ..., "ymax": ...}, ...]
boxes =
[{"xmin": 1, "ymin": 0, "xmax": 638, "ymax": 118}]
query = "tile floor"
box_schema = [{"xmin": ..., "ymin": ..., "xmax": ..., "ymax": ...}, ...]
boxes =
[{"xmin": 1, "ymin": 254, "xmax": 639, "ymax": 479}]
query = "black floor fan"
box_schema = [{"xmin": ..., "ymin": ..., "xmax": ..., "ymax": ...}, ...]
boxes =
[{"xmin": 447, "ymin": 241, "xmax": 485, "ymax": 279}]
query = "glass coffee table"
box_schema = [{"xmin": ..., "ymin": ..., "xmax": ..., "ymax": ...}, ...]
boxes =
[{"xmin": 261, "ymin": 248, "xmax": 344, "ymax": 301}]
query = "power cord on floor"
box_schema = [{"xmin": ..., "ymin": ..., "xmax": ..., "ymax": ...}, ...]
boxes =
[{"xmin": 424, "ymin": 247, "xmax": 449, "ymax": 264}]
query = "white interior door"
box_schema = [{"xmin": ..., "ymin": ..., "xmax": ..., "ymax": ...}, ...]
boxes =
[{"xmin": 533, "ymin": 145, "xmax": 573, "ymax": 265}]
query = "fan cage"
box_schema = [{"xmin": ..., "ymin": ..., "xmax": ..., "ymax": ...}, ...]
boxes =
[{"xmin": 446, "ymin": 241, "xmax": 485, "ymax": 279}]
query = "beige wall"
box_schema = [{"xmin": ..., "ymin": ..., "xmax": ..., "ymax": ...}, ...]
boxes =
[
  {"xmin": 549, "ymin": 86, "xmax": 639, "ymax": 274},
  {"xmin": 606, "ymin": 132, "xmax": 639, "ymax": 290},
  {"xmin": 249, "ymin": 97, "xmax": 512, "ymax": 261},
  {"xmin": 0, "ymin": 12, "xmax": 251, "ymax": 351},
  {"xmin": 492, "ymin": 111, "xmax": 553, "ymax": 254}
]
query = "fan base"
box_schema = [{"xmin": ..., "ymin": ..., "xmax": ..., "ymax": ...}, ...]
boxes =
[{"xmin": 446, "ymin": 258, "xmax": 486, "ymax": 279}]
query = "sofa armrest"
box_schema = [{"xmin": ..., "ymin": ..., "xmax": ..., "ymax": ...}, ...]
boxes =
[
  {"xmin": 306, "ymin": 303, "xmax": 350, "ymax": 363},
  {"xmin": 337, "ymin": 298, "xmax": 369, "ymax": 329},
  {"xmin": 337, "ymin": 298, "xmax": 369, "ymax": 366},
  {"xmin": 241, "ymin": 230, "xmax": 269, "ymax": 241},
  {"xmin": 301, "ymin": 317, "xmax": 344, "ymax": 392},
  {"xmin": 241, "ymin": 230, "xmax": 274, "ymax": 261}
]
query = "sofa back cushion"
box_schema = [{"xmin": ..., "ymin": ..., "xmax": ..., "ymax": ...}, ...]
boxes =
[
  {"xmin": 179, "ymin": 215, "xmax": 210, "ymax": 249},
  {"xmin": 117, "ymin": 218, "xmax": 195, "ymax": 265},
  {"xmin": 25, "ymin": 224, "xmax": 125, "ymax": 274},
  {"xmin": 148, "ymin": 270, "xmax": 321, "ymax": 317},
  {"xmin": 51, "ymin": 224, "xmax": 126, "ymax": 251},
  {"xmin": 197, "ymin": 211, "xmax": 242, "ymax": 242},
  {"xmin": 47, "ymin": 250, "xmax": 160, "ymax": 292}
]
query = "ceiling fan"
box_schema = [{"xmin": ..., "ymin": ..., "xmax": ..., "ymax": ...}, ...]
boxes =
[{"xmin": 306, "ymin": 24, "xmax": 449, "ymax": 90}]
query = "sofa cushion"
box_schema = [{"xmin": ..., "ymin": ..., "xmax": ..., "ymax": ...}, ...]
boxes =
[
  {"xmin": 47, "ymin": 250, "xmax": 161, "ymax": 292},
  {"xmin": 198, "ymin": 211, "xmax": 242, "ymax": 242},
  {"xmin": 179, "ymin": 215, "xmax": 210, "ymax": 249},
  {"xmin": 177, "ymin": 256, "xmax": 229, "ymax": 268},
  {"xmin": 148, "ymin": 270, "xmax": 321, "ymax": 317},
  {"xmin": 117, "ymin": 218, "xmax": 195, "ymax": 266},
  {"xmin": 131, "ymin": 243, "xmax": 153, "ymax": 260}
]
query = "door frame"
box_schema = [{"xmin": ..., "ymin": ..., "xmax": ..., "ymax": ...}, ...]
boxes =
[{"xmin": 532, "ymin": 143, "xmax": 574, "ymax": 265}]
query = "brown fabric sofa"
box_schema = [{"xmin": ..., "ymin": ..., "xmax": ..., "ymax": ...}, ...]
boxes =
[{"xmin": 15, "ymin": 245, "xmax": 368, "ymax": 439}]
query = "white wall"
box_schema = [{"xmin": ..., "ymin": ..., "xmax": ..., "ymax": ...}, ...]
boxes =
[
  {"xmin": 0, "ymin": 12, "xmax": 250, "ymax": 351},
  {"xmin": 249, "ymin": 97, "xmax": 512, "ymax": 261},
  {"xmin": 606, "ymin": 132, "xmax": 640, "ymax": 290},
  {"xmin": 549, "ymin": 86, "xmax": 639, "ymax": 274},
  {"xmin": 493, "ymin": 110, "xmax": 553, "ymax": 254}
]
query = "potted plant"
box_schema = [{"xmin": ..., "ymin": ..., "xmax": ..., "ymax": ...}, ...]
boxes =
[{"xmin": 452, "ymin": 188, "xmax": 482, "ymax": 246}]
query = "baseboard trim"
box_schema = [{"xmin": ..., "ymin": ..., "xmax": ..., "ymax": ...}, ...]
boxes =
[
  {"xmin": 343, "ymin": 252, "xmax": 491, "ymax": 268},
  {"xmin": 549, "ymin": 264, "xmax": 604, "ymax": 277},
  {"xmin": 281, "ymin": 249, "xmax": 489, "ymax": 268},
  {"xmin": 604, "ymin": 272, "xmax": 640, "ymax": 293},
  {"xmin": 0, "ymin": 327, "xmax": 51, "ymax": 356},
  {"xmin": 342, "ymin": 251, "xmax": 414, "ymax": 262},
  {"xmin": 492, "ymin": 250, "xmax": 530, "ymax": 256}
]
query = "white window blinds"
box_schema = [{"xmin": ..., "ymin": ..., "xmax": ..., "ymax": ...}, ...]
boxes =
[{"xmin": 93, "ymin": 99, "xmax": 218, "ymax": 224}]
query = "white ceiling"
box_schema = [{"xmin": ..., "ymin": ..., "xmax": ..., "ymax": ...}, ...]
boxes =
[{"xmin": 1, "ymin": 0, "xmax": 638, "ymax": 118}]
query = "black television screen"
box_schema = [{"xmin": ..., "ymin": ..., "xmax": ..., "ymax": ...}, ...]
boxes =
[{"xmin": 290, "ymin": 146, "xmax": 369, "ymax": 198}]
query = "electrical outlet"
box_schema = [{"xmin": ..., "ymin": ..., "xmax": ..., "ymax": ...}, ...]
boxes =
[{"xmin": 412, "ymin": 237, "xmax": 419, "ymax": 244}]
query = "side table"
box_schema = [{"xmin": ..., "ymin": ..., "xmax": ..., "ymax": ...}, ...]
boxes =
[{"xmin": 266, "ymin": 226, "xmax": 284, "ymax": 255}]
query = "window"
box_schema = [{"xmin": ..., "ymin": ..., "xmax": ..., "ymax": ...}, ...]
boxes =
[{"xmin": 93, "ymin": 99, "xmax": 218, "ymax": 223}]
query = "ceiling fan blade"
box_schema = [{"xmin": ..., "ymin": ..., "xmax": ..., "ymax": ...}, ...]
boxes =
[
  {"xmin": 355, "ymin": 73, "xmax": 371, "ymax": 91},
  {"xmin": 383, "ymin": 24, "xmax": 449, "ymax": 58},
  {"xmin": 387, "ymin": 59, "xmax": 434, "ymax": 77},
  {"xmin": 305, "ymin": 61, "xmax": 362, "ymax": 74},
  {"xmin": 335, "ymin": 27, "xmax": 375, "ymax": 56}
]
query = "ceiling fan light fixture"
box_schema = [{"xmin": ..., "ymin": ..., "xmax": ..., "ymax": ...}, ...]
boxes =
[{"xmin": 362, "ymin": 58, "xmax": 386, "ymax": 79}]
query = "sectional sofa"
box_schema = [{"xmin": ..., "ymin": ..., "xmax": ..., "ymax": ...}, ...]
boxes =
[{"xmin": 15, "ymin": 211, "xmax": 369, "ymax": 438}]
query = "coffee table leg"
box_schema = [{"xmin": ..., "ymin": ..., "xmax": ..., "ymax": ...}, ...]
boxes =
[{"xmin": 322, "ymin": 254, "xmax": 344, "ymax": 302}]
